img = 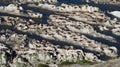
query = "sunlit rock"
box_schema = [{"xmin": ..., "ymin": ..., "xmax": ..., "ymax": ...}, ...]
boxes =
[{"xmin": 110, "ymin": 11, "xmax": 120, "ymax": 18}]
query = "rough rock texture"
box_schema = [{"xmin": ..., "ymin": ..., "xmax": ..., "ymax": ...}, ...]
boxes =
[
  {"xmin": 0, "ymin": 4, "xmax": 42, "ymax": 18},
  {"xmin": 0, "ymin": 0, "xmax": 120, "ymax": 67},
  {"xmin": 84, "ymin": 0, "xmax": 120, "ymax": 6}
]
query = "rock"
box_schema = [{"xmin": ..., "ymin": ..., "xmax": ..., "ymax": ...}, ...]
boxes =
[
  {"xmin": 109, "ymin": 46, "xmax": 118, "ymax": 53},
  {"xmin": 5, "ymin": 4, "xmax": 18, "ymax": 12},
  {"xmin": 18, "ymin": 0, "xmax": 57, "ymax": 4},
  {"xmin": 103, "ymin": 47, "xmax": 118, "ymax": 57},
  {"xmin": 0, "ymin": 1, "xmax": 120, "ymax": 67},
  {"xmin": 85, "ymin": 0, "xmax": 120, "ymax": 6},
  {"xmin": 28, "ymin": 42, "xmax": 36, "ymax": 49},
  {"xmin": 112, "ymin": 28, "xmax": 120, "ymax": 36},
  {"xmin": 0, "ymin": 4, "xmax": 42, "ymax": 18},
  {"xmin": 0, "ymin": 43, "xmax": 7, "ymax": 49},
  {"xmin": 16, "ymin": 23, "xmax": 28, "ymax": 30},
  {"xmin": 0, "ymin": 35, "xmax": 6, "ymax": 42},
  {"xmin": 84, "ymin": 53, "xmax": 101, "ymax": 62},
  {"xmin": 109, "ymin": 11, "xmax": 120, "ymax": 18}
]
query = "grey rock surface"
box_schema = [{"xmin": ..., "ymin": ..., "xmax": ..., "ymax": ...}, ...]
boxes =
[{"xmin": 0, "ymin": 0, "xmax": 120, "ymax": 67}]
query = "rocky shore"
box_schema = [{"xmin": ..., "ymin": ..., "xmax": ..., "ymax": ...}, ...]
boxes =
[{"xmin": 0, "ymin": 0, "xmax": 120, "ymax": 67}]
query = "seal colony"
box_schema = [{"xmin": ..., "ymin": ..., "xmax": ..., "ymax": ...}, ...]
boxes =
[{"xmin": 0, "ymin": 0, "xmax": 120, "ymax": 67}]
